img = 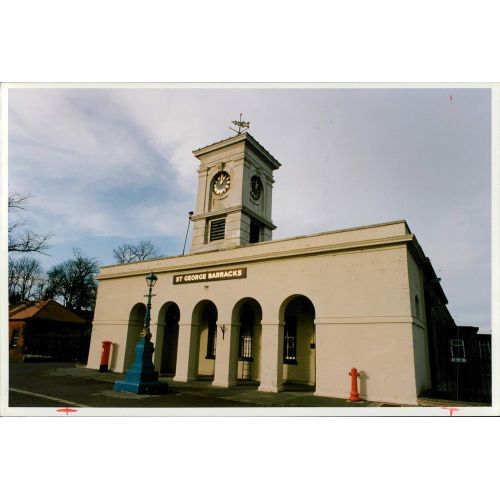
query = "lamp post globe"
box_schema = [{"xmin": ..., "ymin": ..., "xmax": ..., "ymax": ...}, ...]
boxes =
[{"xmin": 146, "ymin": 272, "xmax": 158, "ymax": 288}]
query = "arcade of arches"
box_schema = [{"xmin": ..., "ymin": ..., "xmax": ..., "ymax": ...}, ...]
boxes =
[{"xmin": 124, "ymin": 295, "xmax": 317, "ymax": 390}]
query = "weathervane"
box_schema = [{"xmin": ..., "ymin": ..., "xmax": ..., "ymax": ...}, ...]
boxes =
[{"xmin": 230, "ymin": 113, "xmax": 250, "ymax": 134}]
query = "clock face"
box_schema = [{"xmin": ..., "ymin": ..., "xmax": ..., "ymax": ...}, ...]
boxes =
[
  {"xmin": 250, "ymin": 175, "xmax": 262, "ymax": 200},
  {"xmin": 213, "ymin": 171, "xmax": 231, "ymax": 195}
]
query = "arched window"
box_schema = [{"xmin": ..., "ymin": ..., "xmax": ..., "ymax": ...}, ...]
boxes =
[
  {"xmin": 238, "ymin": 303, "xmax": 254, "ymax": 361},
  {"xmin": 283, "ymin": 315, "xmax": 297, "ymax": 363}
]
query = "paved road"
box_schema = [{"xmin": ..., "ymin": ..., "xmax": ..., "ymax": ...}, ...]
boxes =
[
  {"xmin": 8, "ymin": 361, "xmax": 383, "ymax": 409},
  {"xmin": 9, "ymin": 362, "xmax": 259, "ymax": 408}
]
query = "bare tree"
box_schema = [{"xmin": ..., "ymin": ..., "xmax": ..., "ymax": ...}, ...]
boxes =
[
  {"xmin": 45, "ymin": 248, "xmax": 99, "ymax": 311},
  {"xmin": 8, "ymin": 192, "xmax": 53, "ymax": 254},
  {"xmin": 8, "ymin": 256, "xmax": 46, "ymax": 303},
  {"xmin": 113, "ymin": 240, "xmax": 161, "ymax": 264}
]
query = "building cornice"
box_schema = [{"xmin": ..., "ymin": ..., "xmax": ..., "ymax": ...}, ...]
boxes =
[
  {"xmin": 98, "ymin": 232, "xmax": 414, "ymax": 281},
  {"xmin": 190, "ymin": 204, "xmax": 276, "ymax": 229},
  {"xmin": 193, "ymin": 132, "xmax": 281, "ymax": 170}
]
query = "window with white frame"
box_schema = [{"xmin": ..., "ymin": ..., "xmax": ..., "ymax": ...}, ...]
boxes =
[
  {"xmin": 450, "ymin": 339, "xmax": 466, "ymax": 363},
  {"xmin": 479, "ymin": 340, "xmax": 491, "ymax": 361},
  {"xmin": 10, "ymin": 329, "xmax": 20, "ymax": 348}
]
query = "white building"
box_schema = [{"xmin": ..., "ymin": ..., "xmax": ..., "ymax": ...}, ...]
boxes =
[{"xmin": 87, "ymin": 131, "xmax": 446, "ymax": 405}]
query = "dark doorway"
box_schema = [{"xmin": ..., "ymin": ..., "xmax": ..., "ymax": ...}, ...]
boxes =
[
  {"xmin": 160, "ymin": 304, "xmax": 180, "ymax": 375},
  {"xmin": 192, "ymin": 300, "xmax": 218, "ymax": 379},
  {"xmin": 281, "ymin": 295, "xmax": 316, "ymax": 387}
]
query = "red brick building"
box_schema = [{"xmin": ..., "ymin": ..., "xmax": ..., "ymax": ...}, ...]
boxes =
[{"xmin": 9, "ymin": 299, "xmax": 90, "ymax": 362}]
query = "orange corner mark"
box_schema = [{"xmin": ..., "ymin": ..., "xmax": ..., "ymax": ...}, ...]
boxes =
[
  {"xmin": 56, "ymin": 408, "xmax": 78, "ymax": 415},
  {"xmin": 442, "ymin": 407, "xmax": 460, "ymax": 416}
]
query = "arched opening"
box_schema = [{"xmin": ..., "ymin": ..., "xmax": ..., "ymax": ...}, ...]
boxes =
[
  {"xmin": 192, "ymin": 300, "xmax": 218, "ymax": 379},
  {"xmin": 231, "ymin": 298, "xmax": 263, "ymax": 384},
  {"xmin": 156, "ymin": 302, "xmax": 180, "ymax": 375},
  {"xmin": 124, "ymin": 303, "xmax": 146, "ymax": 371},
  {"xmin": 279, "ymin": 295, "xmax": 316, "ymax": 388}
]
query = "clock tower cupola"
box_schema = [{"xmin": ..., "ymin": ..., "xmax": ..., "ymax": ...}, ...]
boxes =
[{"xmin": 189, "ymin": 125, "xmax": 280, "ymax": 254}]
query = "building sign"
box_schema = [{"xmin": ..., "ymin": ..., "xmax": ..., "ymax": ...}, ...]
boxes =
[{"xmin": 173, "ymin": 267, "xmax": 247, "ymax": 285}]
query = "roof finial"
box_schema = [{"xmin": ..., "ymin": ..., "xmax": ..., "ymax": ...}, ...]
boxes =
[{"xmin": 230, "ymin": 113, "xmax": 250, "ymax": 135}]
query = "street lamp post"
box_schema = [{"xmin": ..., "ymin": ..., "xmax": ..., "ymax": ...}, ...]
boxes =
[
  {"xmin": 143, "ymin": 272, "xmax": 157, "ymax": 338},
  {"xmin": 113, "ymin": 272, "xmax": 168, "ymax": 394}
]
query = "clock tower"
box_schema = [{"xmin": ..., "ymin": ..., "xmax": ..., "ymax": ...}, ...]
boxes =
[{"xmin": 190, "ymin": 132, "xmax": 280, "ymax": 253}]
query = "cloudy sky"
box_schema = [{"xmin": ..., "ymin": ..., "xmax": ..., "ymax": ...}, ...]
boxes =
[{"xmin": 7, "ymin": 86, "xmax": 491, "ymax": 331}]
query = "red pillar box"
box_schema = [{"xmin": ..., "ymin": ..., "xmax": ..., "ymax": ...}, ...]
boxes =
[
  {"xmin": 99, "ymin": 341, "xmax": 113, "ymax": 372},
  {"xmin": 348, "ymin": 367, "xmax": 361, "ymax": 402}
]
